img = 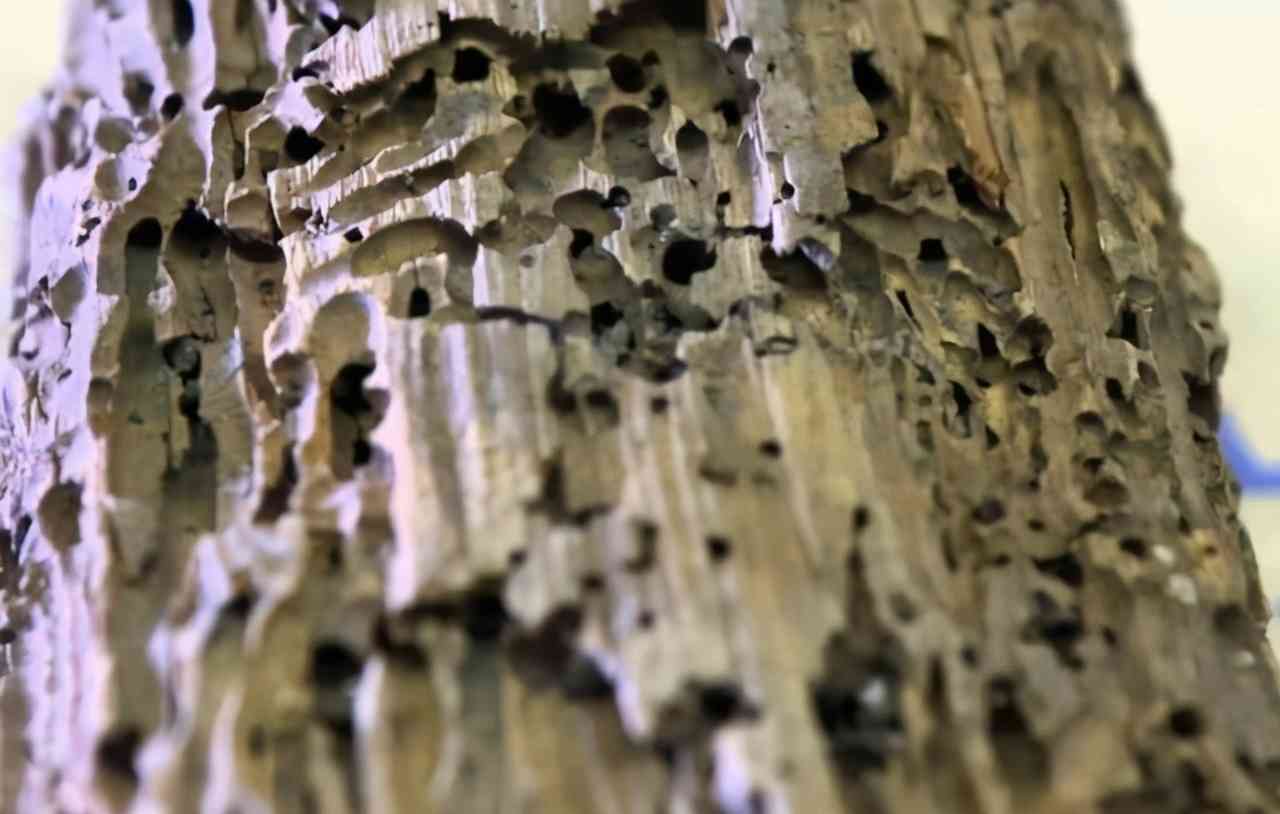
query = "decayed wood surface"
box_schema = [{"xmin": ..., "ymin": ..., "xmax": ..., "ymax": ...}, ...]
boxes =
[{"xmin": 2, "ymin": 0, "xmax": 1278, "ymax": 811}]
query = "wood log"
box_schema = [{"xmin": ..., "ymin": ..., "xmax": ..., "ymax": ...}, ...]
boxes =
[{"xmin": 2, "ymin": 1, "xmax": 1278, "ymax": 811}]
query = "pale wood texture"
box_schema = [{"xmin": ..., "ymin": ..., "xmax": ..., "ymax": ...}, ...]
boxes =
[{"xmin": 2, "ymin": 1, "xmax": 1278, "ymax": 812}]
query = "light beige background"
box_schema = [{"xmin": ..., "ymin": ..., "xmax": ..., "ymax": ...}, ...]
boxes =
[{"xmin": 0, "ymin": 2, "xmax": 1275, "ymax": 608}]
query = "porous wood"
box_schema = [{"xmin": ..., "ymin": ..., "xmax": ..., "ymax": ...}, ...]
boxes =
[{"xmin": 2, "ymin": 1, "xmax": 1278, "ymax": 812}]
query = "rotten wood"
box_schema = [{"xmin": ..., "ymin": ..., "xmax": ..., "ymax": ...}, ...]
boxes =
[{"xmin": 1, "ymin": 1, "xmax": 1278, "ymax": 812}]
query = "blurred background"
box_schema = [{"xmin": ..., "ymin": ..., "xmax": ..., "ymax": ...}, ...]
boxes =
[{"xmin": 0, "ymin": 2, "xmax": 1275, "ymax": 619}]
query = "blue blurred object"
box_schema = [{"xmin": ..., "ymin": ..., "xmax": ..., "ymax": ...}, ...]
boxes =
[{"xmin": 1220, "ymin": 413, "xmax": 1280, "ymax": 494}]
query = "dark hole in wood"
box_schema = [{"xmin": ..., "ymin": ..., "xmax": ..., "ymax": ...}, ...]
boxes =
[
  {"xmin": 590, "ymin": 301, "xmax": 624, "ymax": 333},
  {"xmin": 547, "ymin": 375, "xmax": 577, "ymax": 414},
  {"xmin": 204, "ymin": 87, "xmax": 265, "ymax": 111},
  {"xmin": 607, "ymin": 53, "xmax": 646, "ymax": 92},
  {"xmin": 1105, "ymin": 377, "xmax": 1127, "ymax": 403},
  {"xmin": 972, "ymin": 498, "xmax": 1005, "ymax": 525},
  {"xmin": 1016, "ymin": 358, "xmax": 1058, "ymax": 396},
  {"xmin": 96, "ymin": 727, "xmax": 142, "ymax": 782},
  {"xmin": 124, "ymin": 74, "xmax": 157, "ymax": 116},
  {"xmin": 851, "ymin": 51, "xmax": 891, "ymax": 103},
  {"xmin": 947, "ymin": 165, "xmax": 996, "ymax": 214},
  {"xmin": 987, "ymin": 677, "xmax": 1027, "ymax": 736},
  {"xmin": 714, "ymin": 98, "xmax": 741, "ymax": 127},
  {"xmin": 1033, "ymin": 552, "xmax": 1084, "ymax": 588},
  {"xmin": 1183, "ymin": 373, "xmax": 1221, "ymax": 430},
  {"xmin": 284, "ymin": 126, "xmax": 325, "ymax": 163},
  {"xmin": 650, "ymin": 359, "xmax": 688, "ymax": 383},
  {"xmin": 451, "ymin": 47, "xmax": 491, "ymax": 82},
  {"xmin": 160, "ymin": 93, "xmax": 184, "ymax": 120},
  {"xmin": 1169, "ymin": 706, "xmax": 1204, "ymax": 738},
  {"xmin": 352, "ymin": 438, "xmax": 372, "ymax": 466},
  {"xmin": 407, "ymin": 286, "xmax": 432, "ymax": 317},
  {"xmin": 319, "ymin": 13, "xmax": 359, "ymax": 34},
  {"xmin": 918, "ymin": 238, "xmax": 947, "ymax": 263},
  {"xmin": 654, "ymin": 0, "xmax": 706, "ymax": 31},
  {"xmin": 676, "ymin": 121, "xmax": 708, "ymax": 168},
  {"xmin": 812, "ymin": 660, "xmax": 902, "ymax": 773},
  {"xmin": 533, "ymin": 83, "xmax": 592, "ymax": 138},
  {"xmin": 606, "ymin": 185, "xmax": 631, "ymax": 207},
  {"xmin": 172, "ymin": 0, "xmax": 195, "ymax": 46},
  {"xmin": 585, "ymin": 388, "xmax": 617, "ymax": 412},
  {"xmin": 311, "ymin": 641, "xmax": 363, "ymax": 687},
  {"xmin": 977, "ymin": 323, "xmax": 999, "ymax": 358},
  {"xmin": 562, "ymin": 653, "xmax": 614, "ymax": 699},
  {"xmin": 894, "ymin": 290, "xmax": 917, "ymax": 324},
  {"xmin": 1059, "ymin": 180, "xmax": 1076, "ymax": 259},
  {"xmin": 569, "ymin": 228, "xmax": 593, "ymax": 258},
  {"xmin": 173, "ymin": 202, "xmax": 221, "ymax": 248},
  {"xmin": 847, "ymin": 188, "xmax": 876, "ymax": 214},
  {"xmin": 1119, "ymin": 537, "xmax": 1148, "ymax": 559},
  {"xmin": 462, "ymin": 591, "xmax": 509, "ymax": 640},
  {"xmin": 331, "ymin": 363, "xmax": 375, "ymax": 415},
  {"xmin": 663, "ymin": 239, "xmax": 717, "ymax": 285},
  {"xmin": 222, "ymin": 593, "xmax": 254, "ymax": 621},
  {"xmin": 1118, "ymin": 307, "xmax": 1141, "ymax": 347},
  {"xmin": 625, "ymin": 520, "xmax": 659, "ymax": 572},
  {"xmin": 162, "ymin": 337, "xmax": 202, "ymax": 379},
  {"xmin": 706, "ymin": 535, "xmax": 732, "ymax": 562},
  {"xmin": 700, "ymin": 683, "xmax": 744, "ymax": 724},
  {"xmin": 951, "ymin": 381, "xmax": 972, "ymax": 421},
  {"xmin": 1027, "ymin": 591, "xmax": 1085, "ymax": 669},
  {"xmin": 126, "ymin": 218, "xmax": 163, "ymax": 249},
  {"xmin": 403, "ymin": 67, "xmax": 436, "ymax": 100},
  {"xmin": 985, "ymin": 426, "xmax": 1000, "ymax": 449}
]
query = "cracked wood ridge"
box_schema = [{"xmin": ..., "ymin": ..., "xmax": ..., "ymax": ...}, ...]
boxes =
[{"xmin": 1, "ymin": 0, "xmax": 1277, "ymax": 812}]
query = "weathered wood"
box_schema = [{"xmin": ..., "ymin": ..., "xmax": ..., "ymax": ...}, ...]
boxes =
[{"xmin": 2, "ymin": 1, "xmax": 1278, "ymax": 812}]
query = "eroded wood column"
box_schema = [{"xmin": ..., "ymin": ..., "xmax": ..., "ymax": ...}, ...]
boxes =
[{"xmin": 1, "ymin": 1, "xmax": 1277, "ymax": 812}]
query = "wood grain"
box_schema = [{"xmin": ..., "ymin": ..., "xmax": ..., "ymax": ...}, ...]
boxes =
[{"xmin": 1, "ymin": 1, "xmax": 1277, "ymax": 811}]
